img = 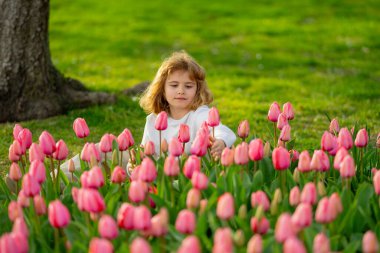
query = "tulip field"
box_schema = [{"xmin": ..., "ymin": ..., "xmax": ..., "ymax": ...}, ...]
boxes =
[{"xmin": 1, "ymin": 102, "xmax": 379, "ymax": 253}]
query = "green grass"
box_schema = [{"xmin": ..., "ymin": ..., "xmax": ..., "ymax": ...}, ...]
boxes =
[{"xmin": 1, "ymin": 0, "xmax": 379, "ymax": 174}]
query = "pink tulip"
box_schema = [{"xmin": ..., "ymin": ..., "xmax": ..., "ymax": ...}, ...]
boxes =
[
  {"xmin": 161, "ymin": 139, "xmax": 168, "ymax": 153},
  {"xmin": 178, "ymin": 235, "xmax": 201, "ymax": 253},
  {"xmin": 155, "ymin": 111, "xmax": 168, "ymax": 130},
  {"xmin": 117, "ymin": 203, "xmax": 135, "ymax": 230},
  {"xmin": 213, "ymin": 227, "xmax": 233, "ymax": 253},
  {"xmin": 283, "ymin": 237, "xmax": 306, "ymax": 253},
  {"xmin": 355, "ymin": 128, "xmax": 369, "ymax": 147},
  {"xmin": 89, "ymin": 238, "xmax": 114, "ymax": 253},
  {"xmin": 216, "ymin": 192, "xmax": 234, "ymax": 220},
  {"xmin": 310, "ymin": 150, "xmax": 330, "ymax": 172},
  {"xmin": 139, "ymin": 157, "xmax": 157, "ymax": 183},
  {"xmin": 315, "ymin": 197, "xmax": 333, "ymax": 224},
  {"xmin": 33, "ymin": 195, "xmax": 47, "ymax": 216},
  {"xmin": 164, "ymin": 155, "xmax": 180, "ymax": 177},
  {"xmin": 268, "ymin": 102, "xmax": 281, "ymax": 122},
  {"xmin": 18, "ymin": 128, "xmax": 32, "ymax": 151},
  {"xmin": 80, "ymin": 171, "xmax": 90, "ymax": 188},
  {"xmin": 175, "ymin": 209, "xmax": 196, "ymax": 234},
  {"xmin": 247, "ymin": 234, "xmax": 263, "ymax": 253},
  {"xmin": 272, "ymin": 146, "xmax": 290, "ymax": 170},
  {"xmin": 340, "ymin": 155, "xmax": 355, "ymax": 178},
  {"xmin": 283, "ymin": 102, "xmax": 294, "ymax": 120},
  {"xmin": 329, "ymin": 118, "xmax": 340, "ymax": 134},
  {"xmin": 13, "ymin": 124, "xmax": 24, "ymax": 140},
  {"xmin": 130, "ymin": 165, "xmax": 141, "ymax": 181},
  {"xmin": 71, "ymin": 187, "xmax": 79, "ymax": 203},
  {"xmin": 87, "ymin": 166, "xmax": 105, "ymax": 189},
  {"xmin": 221, "ymin": 147, "xmax": 235, "ymax": 166},
  {"xmin": 289, "ymin": 149, "xmax": 299, "ymax": 162},
  {"xmin": 249, "ymin": 139, "xmax": 264, "ymax": 161},
  {"xmin": 73, "ymin": 118, "xmax": 89, "ymax": 138},
  {"xmin": 48, "ymin": 200, "xmax": 70, "ymax": 228},
  {"xmin": 17, "ymin": 190, "xmax": 30, "ymax": 208},
  {"xmin": 29, "ymin": 160, "xmax": 46, "ymax": 184},
  {"xmin": 300, "ymin": 182, "xmax": 317, "ymax": 205},
  {"xmin": 289, "ymin": 186, "xmax": 300, "ymax": 206},
  {"xmin": 321, "ymin": 131, "xmax": 335, "ymax": 152},
  {"xmin": 328, "ymin": 137, "xmax": 339, "ymax": 156},
  {"xmin": 297, "ymin": 150, "xmax": 311, "ymax": 172},
  {"xmin": 363, "ymin": 230, "xmax": 379, "ymax": 253},
  {"xmin": 52, "ymin": 140, "xmax": 68, "ymax": 160},
  {"xmin": 77, "ymin": 188, "xmax": 105, "ymax": 213},
  {"xmin": 183, "ymin": 155, "xmax": 201, "ymax": 179},
  {"xmin": 81, "ymin": 142, "xmax": 101, "ymax": 162},
  {"xmin": 12, "ymin": 217, "xmax": 28, "ymax": 238},
  {"xmin": 147, "ymin": 208, "xmax": 169, "ymax": 237},
  {"xmin": 374, "ymin": 171, "xmax": 380, "ymax": 195},
  {"xmin": 129, "ymin": 180, "xmax": 147, "ymax": 203},
  {"xmin": 144, "ymin": 141, "xmax": 155, "ymax": 156},
  {"xmin": 234, "ymin": 142, "xmax": 249, "ymax": 165},
  {"xmin": 22, "ymin": 174, "xmax": 40, "ymax": 197},
  {"xmin": 329, "ymin": 192, "xmax": 343, "ymax": 217},
  {"xmin": 333, "ymin": 147, "xmax": 349, "ymax": 170},
  {"xmin": 178, "ymin": 124, "xmax": 190, "ymax": 143},
  {"xmin": 275, "ymin": 213, "xmax": 295, "ymax": 243},
  {"xmin": 186, "ymin": 188, "xmax": 201, "ymax": 209},
  {"xmin": 117, "ymin": 128, "xmax": 135, "ymax": 151},
  {"xmin": 8, "ymin": 201, "xmax": 23, "ymax": 222},
  {"xmin": 313, "ymin": 233, "xmax": 330, "ymax": 253},
  {"xmin": 190, "ymin": 134, "xmax": 208, "ymax": 157},
  {"xmin": 207, "ymin": 107, "xmax": 220, "ymax": 127},
  {"xmin": 98, "ymin": 215, "xmax": 119, "ymax": 240},
  {"xmin": 133, "ymin": 205, "xmax": 152, "ymax": 231},
  {"xmin": 0, "ymin": 232, "xmax": 29, "ymax": 253},
  {"xmin": 237, "ymin": 120, "xmax": 250, "ymax": 139},
  {"xmin": 9, "ymin": 163, "xmax": 22, "ymax": 182},
  {"xmin": 338, "ymin": 128, "xmax": 353, "ymax": 150},
  {"xmin": 191, "ymin": 171, "xmax": 208, "ymax": 190},
  {"xmin": 99, "ymin": 133, "xmax": 115, "ymax": 153},
  {"xmin": 276, "ymin": 112, "xmax": 288, "ymax": 130},
  {"xmin": 29, "ymin": 143, "xmax": 45, "ymax": 162},
  {"xmin": 169, "ymin": 137, "xmax": 183, "ymax": 156},
  {"xmin": 111, "ymin": 166, "xmax": 126, "ymax": 184},
  {"xmin": 9, "ymin": 141, "xmax": 21, "ymax": 162},
  {"xmin": 279, "ymin": 124, "xmax": 291, "ymax": 142},
  {"xmin": 130, "ymin": 237, "xmax": 152, "ymax": 253},
  {"xmin": 292, "ymin": 203, "xmax": 313, "ymax": 229},
  {"xmin": 250, "ymin": 216, "xmax": 270, "ymax": 235},
  {"xmin": 251, "ymin": 191, "xmax": 270, "ymax": 211}
]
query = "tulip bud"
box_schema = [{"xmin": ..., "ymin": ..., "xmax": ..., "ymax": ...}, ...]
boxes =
[
  {"xmin": 233, "ymin": 229, "xmax": 245, "ymax": 247},
  {"xmin": 275, "ymin": 213, "xmax": 295, "ymax": 243},
  {"xmin": 117, "ymin": 128, "xmax": 135, "ymax": 151},
  {"xmin": 268, "ymin": 102, "xmax": 281, "ymax": 122},
  {"xmin": 22, "ymin": 174, "xmax": 40, "ymax": 197},
  {"xmin": 216, "ymin": 192, "xmax": 235, "ymax": 220},
  {"xmin": 289, "ymin": 186, "xmax": 300, "ymax": 206},
  {"xmin": 289, "ymin": 149, "xmax": 299, "ymax": 162},
  {"xmin": 251, "ymin": 215, "xmax": 269, "ymax": 235},
  {"xmin": 355, "ymin": 128, "xmax": 369, "ymax": 147},
  {"xmin": 315, "ymin": 197, "xmax": 333, "ymax": 224},
  {"xmin": 128, "ymin": 180, "xmax": 147, "ymax": 203},
  {"xmin": 48, "ymin": 200, "xmax": 71, "ymax": 228},
  {"xmin": 238, "ymin": 204, "xmax": 247, "ymax": 219},
  {"xmin": 338, "ymin": 128, "xmax": 353, "ymax": 150},
  {"xmin": 144, "ymin": 141, "xmax": 155, "ymax": 156},
  {"xmin": 251, "ymin": 191, "xmax": 270, "ymax": 211},
  {"xmin": 293, "ymin": 168, "xmax": 300, "ymax": 183},
  {"xmin": 363, "ymin": 230, "xmax": 379, "ymax": 253},
  {"xmin": 249, "ymin": 139, "xmax": 264, "ymax": 161},
  {"xmin": 89, "ymin": 238, "xmax": 114, "ymax": 253},
  {"xmin": 99, "ymin": 133, "xmax": 115, "ymax": 153},
  {"xmin": 133, "ymin": 205, "xmax": 152, "ymax": 231},
  {"xmin": 280, "ymin": 124, "xmax": 291, "ymax": 141},
  {"xmin": 9, "ymin": 163, "xmax": 22, "ymax": 182},
  {"xmin": 283, "ymin": 102, "xmax": 294, "ymax": 120},
  {"xmin": 247, "ymin": 234, "xmax": 263, "ymax": 253},
  {"xmin": 263, "ymin": 141, "xmax": 271, "ymax": 157},
  {"xmin": 321, "ymin": 131, "xmax": 335, "ymax": 152},
  {"xmin": 87, "ymin": 166, "xmax": 105, "ymax": 189},
  {"xmin": 291, "ymin": 203, "xmax": 312, "ymax": 229},
  {"xmin": 98, "ymin": 215, "xmax": 119, "ymax": 240},
  {"xmin": 298, "ymin": 150, "xmax": 311, "ymax": 172},
  {"xmin": 178, "ymin": 124, "xmax": 190, "ymax": 143},
  {"xmin": 340, "ymin": 155, "xmax": 355, "ymax": 179},
  {"xmin": 29, "ymin": 143, "xmax": 45, "ymax": 162},
  {"xmin": 183, "ymin": 155, "xmax": 201, "ymax": 179},
  {"xmin": 272, "ymin": 147, "xmax": 290, "ymax": 170},
  {"xmin": 191, "ymin": 171, "xmax": 208, "ymax": 190},
  {"xmin": 130, "ymin": 237, "xmax": 151, "ymax": 253},
  {"xmin": 18, "ymin": 128, "xmax": 32, "ymax": 151},
  {"xmin": 329, "ymin": 118, "xmax": 340, "ymax": 134},
  {"xmin": 207, "ymin": 107, "xmax": 220, "ymax": 127},
  {"xmin": 221, "ymin": 147, "xmax": 234, "ymax": 166},
  {"xmin": 39, "ymin": 131, "xmax": 56, "ymax": 156},
  {"xmin": 77, "ymin": 188, "xmax": 106, "ymax": 213},
  {"xmin": 373, "ymin": 171, "xmax": 380, "ymax": 195},
  {"xmin": 33, "ymin": 195, "xmax": 47, "ymax": 216},
  {"xmin": 12, "ymin": 217, "xmax": 29, "ymax": 237},
  {"xmin": 234, "ymin": 142, "xmax": 249, "ymax": 165},
  {"xmin": 177, "ymin": 235, "xmax": 201, "ymax": 253},
  {"xmin": 301, "ymin": 182, "xmax": 317, "ymax": 205},
  {"xmin": 13, "ymin": 124, "xmax": 24, "ymax": 139},
  {"xmin": 199, "ymin": 199, "xmax": 208, "ymax": 214},
  {"xmin": 139, "ymin": 157, "xmax": 157, "ymax": 182},
  {"xmin": 164, "ymin": 155, "xmax": 180, "ymax": 177},
  {"xmin": 73, "ymin": 118, "xmax": 90, "ymax": 138},
  {"xmin": 213, "ymin": 227, "xmax": 233, "ymax": 253},
  {"xmin": 54, "ymin": 140, "xmax": 69, "ymax": 161},
  {"xmin": 283, "ymin": 237, "xmax": 307, "ymax": 253},
  {"xmin": 8, "ymin": 201, "xmax": 23, "ymax": 222},
  {"xmin": 175, "ymin": 209, "xmax": 196, "ymax": 234},
  {"xmin": 186, "ymin": 188, "xmax": 201, "ymax": 209},
  {"xmin": 237, "ymin": 120, "xmax": 250, "ymax": 140},
  {"xmin": 270, "ymin": 188, "xmax": 282, "ymax": 215},
  {"xmin": 155, "ymin": 111, "xmax": 168, "ymax": 130},
  {"xmin": 276, "ymin": 113, "xmax": 288, "ymax": 130},
  {"xmin": 17, "ymin": 190, "xmax": 30, "ymax": 207},
  {"xmin": 169, "ymin": 137, "xmax": 183, "ymax": 156},
  {"xmin": 313, "ymin": 233, "xmax": 330, "ymax": 253},
  {"xmin": 334, "ymin": 147, "xmax": 349, "ymax": 170},
  {"xmin": 117, "ymin": 203, "xmax": 135, "ymax": 230}
]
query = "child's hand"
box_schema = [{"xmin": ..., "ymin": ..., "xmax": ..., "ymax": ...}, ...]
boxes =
[{"xmin": 209, "ymin": 136, "xmax": 226, "ymax": 159}]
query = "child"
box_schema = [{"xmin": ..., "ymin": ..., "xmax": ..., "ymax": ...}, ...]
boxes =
[{"xmin": 139, "ymin": 51, "xmax": 236, "ymax": 159}]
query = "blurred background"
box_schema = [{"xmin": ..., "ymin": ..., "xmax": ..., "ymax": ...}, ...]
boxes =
[{"xmin": 1, "ymin": 0, "xmax": 379, "ymax": 173}]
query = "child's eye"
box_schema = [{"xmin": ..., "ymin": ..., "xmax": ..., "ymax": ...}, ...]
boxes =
[
  {"xmin": 170, "ymin": 84, "xmax": 178, "ymax": 88},
  {"xmin": 186, "ymin": 85, "xmax": 194, "ymax": 89}
]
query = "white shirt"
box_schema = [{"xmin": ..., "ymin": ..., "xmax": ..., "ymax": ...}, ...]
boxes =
[{"xmin": 141, "ymin": 105, "xmax": 236, "ymax": 154}]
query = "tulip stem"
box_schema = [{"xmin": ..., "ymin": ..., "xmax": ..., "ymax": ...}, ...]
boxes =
[
  {"xmin": 54, "ymin": 228, "xmax": 60, "ymax": 253},
  {"xmin": 212, "ymin": 127, "xmax": 215, "ymax": 139},
  {"xmin": 360, "ymin": 148, "xmax": 363, "ymax": 182},
  {"xmin": 120, "ymin": 151, "xmax": 123, "ymax": 167},
  {"xmin": 170, "ymin": 177, "xmax": 174, "ymax": 208},
  {"xmin": 280, "ymin": 170, "xmax": 287, "ymax": 194},
  {"xmin": 273, "ymin": 122, "xmax": 277, "ymax": 147},
  {"xmin": 56, "ymin": 161, "xmax": 61, "ymax": 195},
  {"xmin": 159, "ymin": 130, "xmax": 162, "ymax": 157}
]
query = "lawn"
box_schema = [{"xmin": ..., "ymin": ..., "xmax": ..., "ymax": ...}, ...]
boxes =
[{"xmin": 1, "ymin": 0, "xmax": 379, "ymax": 174}]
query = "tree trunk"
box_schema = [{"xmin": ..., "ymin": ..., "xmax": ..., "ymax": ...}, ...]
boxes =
[{"xmin": 0, "ymin": 0, "xmax": 115, "ymax": 123}]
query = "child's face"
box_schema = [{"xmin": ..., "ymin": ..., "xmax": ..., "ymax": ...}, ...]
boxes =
[{"xmin": 164, "ymin": 70, "xmax": 197, "ymax": 113}]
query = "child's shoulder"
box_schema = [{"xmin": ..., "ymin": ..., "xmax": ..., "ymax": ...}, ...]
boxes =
[
  {"xmin": 146, "ymin": 113, "xmax": 157, "ymax": 122},
  {"xmin": 193, "ymin": 105, "xmax": 210, "ymax": 114}
]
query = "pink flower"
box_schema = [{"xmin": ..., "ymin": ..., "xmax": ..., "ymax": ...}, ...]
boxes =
[
  {"xmin": 221, "ymin": 147, "xmax": 235, "ymax": 166},
  {"xmin": 87, "ymin": 166, "xmax": 105, "ymax": 189},
  {"xmin": 313, "ymin": 233, "xmax": 330, "ymax": 253},
  {"xmin": 155, "ymin": 111, "xmax": 168, "ymax": 130},
  {"xmin": 29, "ymin": 143, "xmax": 45, "ymax": 162},
  {"xmin": 250, "ymin": 216, "xmax": 270, "ymax": 235},
  {"xmin": 190, "ymin": 134, "xmax": 208, "ymax": 157},
  {"xmin": 321, "ymin": 131, "xmax": 335, "ymax": 152},
  {"xmin": 191, "ymin": 171, "xmax": 208, "ymax": 190},
  {"xmin": 212, "ymin": 227, "xmax": 233, "ymax": 253},
  {"xmin": 329, "ymin": 192, "xmax": 343, "ymax": 217},
  {"xmin": 117, "ymin": 203, "xmax": 135, "ymax": 230},
  {"xmin": 291, "ymin": 203, "xmax": 313, "ymax": 229},
  {"xmin": 144, "ymin": 141, "xmax": 155, "ymax": 156},
  {"xmin": 147, "ymin": 208, "xmax": 169, "ymax": 237},
  {"xmin": 99, "ymin": 133, "xmax": 115, "ymax": 153},
  {"xmin": 0, "ymin": 232, "xmax": 29, "ymax": 253},
  {"xmin": 130, "ymin": 237, "xmax": 152, "ymax": 253},
  {"xmin": 139, "ymin": 158, "xmax": 157, "ymax": 183},
  {"xmin": 8, "ymin": 142, "xmax": 21, "ymax": 162},
  {"xmin": 9, "ymin": 163, "xmax": 22, "ymax": 182},
  {"xmin": 267, "ymin": 102, "xmax": 281, "ymax": 122},
  {"xmin": 12, "ymin": 217, "xmax": 28, "ymax": 238},
  {"xmin": 283, "ymin": 237, "xmax": 306, "ymax": 253},
  {"xmin": 276, "ymin": 112, "xmax": 288, "ymax": 130},
  {"xmin": 117, "ymin": 128, "xmax": 134, "ymax": 151},
  {"xmin": 297, "ymin": 150, "xmax": 311, "ymax": 172},
  {"xmin": 280, "ymin": 124, "xmax": 291, "ymax": 142},
  {"xmin": 234, "ymin": 142, "xmax": 249, "ymax": 165},
  {"xmin": 275, "ymin": 213, "xmax": 295, "ymax": 243},
  {"xmin": 22, "ymin": 174, "xmax": 40, "ymax": 197},
  {"xmin": 164, "ymin": 155, "xmax": 180, "ymax": 177},
  {"xmin": 161, "ymin": 139, "xmax": 168, "ymax": 153},
  {"xmin": 207, "ymin": 107, "xmax": 220, "ymax": 127},
  {"xmin": 289, "ymin": 186, "xmax": 300, "ymax": 206},
  {"xmin": 333, "ymin": 147, "xmax": 349, "ymax": 170},
  {"xmin": 39, "ymin": 131, "xmax": 56, "ymax": 156},
  {"xmin": 111, "ymin": 166, "xmax": 126, "ymax": 184},
  {"xmin": 77, "ymin": 188, "xmax": 105, "ymax": 213},
  {"xmin": 186, "ymin": 188, "xmax": 201, "ymax": 209},
  {"xmin": 48, "ymin": 200, "xmax": 71, "ymax": 228},
  {"xmin": 289, "ymin": 149, "xmax": 299, "ymax": 162},
  {"xmin": 237, "ymin": 120, "xmax": 250, "ymax": 139},
  {"xmin": 340, "ymin": 155, "xmax": 355, "ymax": 178},
  {"xmin": 283, "ymin": 102, "xmax": 294, "ymax": 120},
  {"xmin": 183, "ymin": 155, "xmax": 201, "ymax": 179},
  {"xmin": 216, "ymin": 192, "xmax": 234, "ymax": 220},
  {"xmin": 73, "ymin": 118, "xmax": 90, "ymax": 138},
  {"xmin": 53, "ymin": 139, "xmax": 68, "ymax": 160},
  {"xmin": 328, "ymin": 137, "xmax": 339, "ymax": 156},
  {"xmin": 249, "ymin": 139, "xmax": 264, "ymax": 161},
  {"xmin": 310, "ymin": 150, "xmax": 330, "ymax": 172},
  {"xmin": 17, "ymin": 190, "xmax": 30, "ymax": 208},
  {"xmin": 133, "ymin": 205, "xmax": 152, "ymax": 231},
  {"xmin": 8, "ymin": 201, "xmax": 23, "ymax": 222},
  {"xmin": 272, "ymin": 146, "xmax": 290, "ymax": 170},
  {"xmin": 98, "ymin": 215, "xmax": 119, "ymax": 240},
  {"xmin": 175, "ymin": 209, "xmax": 196, "ymax": 234},
  {"xmin": 18, "ymin": 128, "xmax": 32, "ymax": 151},
  {"xmin": 33, "ymin": 195, "xmax": 46, "ymax": 216},
  {"xmin": 178, "ymin": 235, "xmax": 201, "ymax": 253},
  {"xmin": 329, "ymin": 118, "xmax": 340, "ymax": 134},
  {"xmin": 315, "ymin": 197, "xmax": 333, "ymax": 224},
  {"xmin": 169, "ymin": 137, "xmax": 183, "ymax": 156},
  {"xmin": 374, "ymin": 171, "xmax": 380, "ymax": 195},
  {"xmin": 251, "ymin": 191, "xmax": 270, "ymax": 211},
  {"xmin": 13, "ymin": 124, "xmax": 24, "ymax": 140},
  {"xmin": 89, "ymin": 238, "xmax": 114, "ymax": 253},
  {"xmin": 247, "ymin": 234, "xmax": 263, "ymax": 253},
  {"xmin": 128, "ymin": 181, "xmax": 147, "ymax": 203},
  {"xmin": 363, "ymin": 230, "xmax": 379, "ymax": 253},
  {"xmin": 338, "ymin": 128, "xmax": 353, "ymax": 150},
  {"xmin": 300, "ymin": 182, "xmax": 317, "ymax": 205},
  {"xmin": 81, "ymin": 142, "xmax": 101, "ymax": 162},
  {"xmin": 178, "ymin": 124, "xmax": 190, "ymax": 143},
  {"xmin": 355, "ymin": 128, "xmax": 369, "ymax": 147}
]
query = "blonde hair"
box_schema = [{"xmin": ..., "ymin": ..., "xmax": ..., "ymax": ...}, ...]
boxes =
[{"xmin": 139, "ymin": 51, "xmax": 213, "ymax": 114}]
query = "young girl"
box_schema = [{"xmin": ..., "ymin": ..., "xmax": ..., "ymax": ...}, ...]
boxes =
[{"xmin": 139, "ymin": 51, "xmax": 236, "ymax": 159}]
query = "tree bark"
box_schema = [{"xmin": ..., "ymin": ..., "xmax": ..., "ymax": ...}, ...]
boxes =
[{"xmin": 0, "ymin": 0, "xmax": 115, "ymax": 123}]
